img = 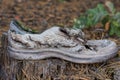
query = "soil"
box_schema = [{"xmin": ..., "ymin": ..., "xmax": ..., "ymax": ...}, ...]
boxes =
[
  {"xmin": 0, "ymin": 0, "xmax": 120, "ymax": 80},
  {"xmin": 0, "ymin": 0, "xmax": 120, "ymax": 32}
]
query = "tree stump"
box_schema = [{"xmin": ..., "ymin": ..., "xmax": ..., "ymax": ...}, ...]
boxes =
[
  {"xmin": 0, "ymin": 32, "xmax": 119, "ymax": 80},
  {"xmin": 114, "ymin": 69, "xmax": 120, "ymax": 80}
]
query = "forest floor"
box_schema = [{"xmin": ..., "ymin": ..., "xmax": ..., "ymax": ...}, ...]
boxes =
[{"xmin": 0, "ymin": 0, "xmax": 120, "ymax": 79}]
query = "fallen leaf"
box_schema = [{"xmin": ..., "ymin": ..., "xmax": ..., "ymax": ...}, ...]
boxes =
[{"xmin": 105, "ymin": 21, "xmax": 110, "ymax": 32}]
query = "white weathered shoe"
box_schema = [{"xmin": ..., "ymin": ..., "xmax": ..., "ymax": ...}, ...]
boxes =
[{"xmin": 7, "ymin": 20, "xmax": 118, "ymax": 63}]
